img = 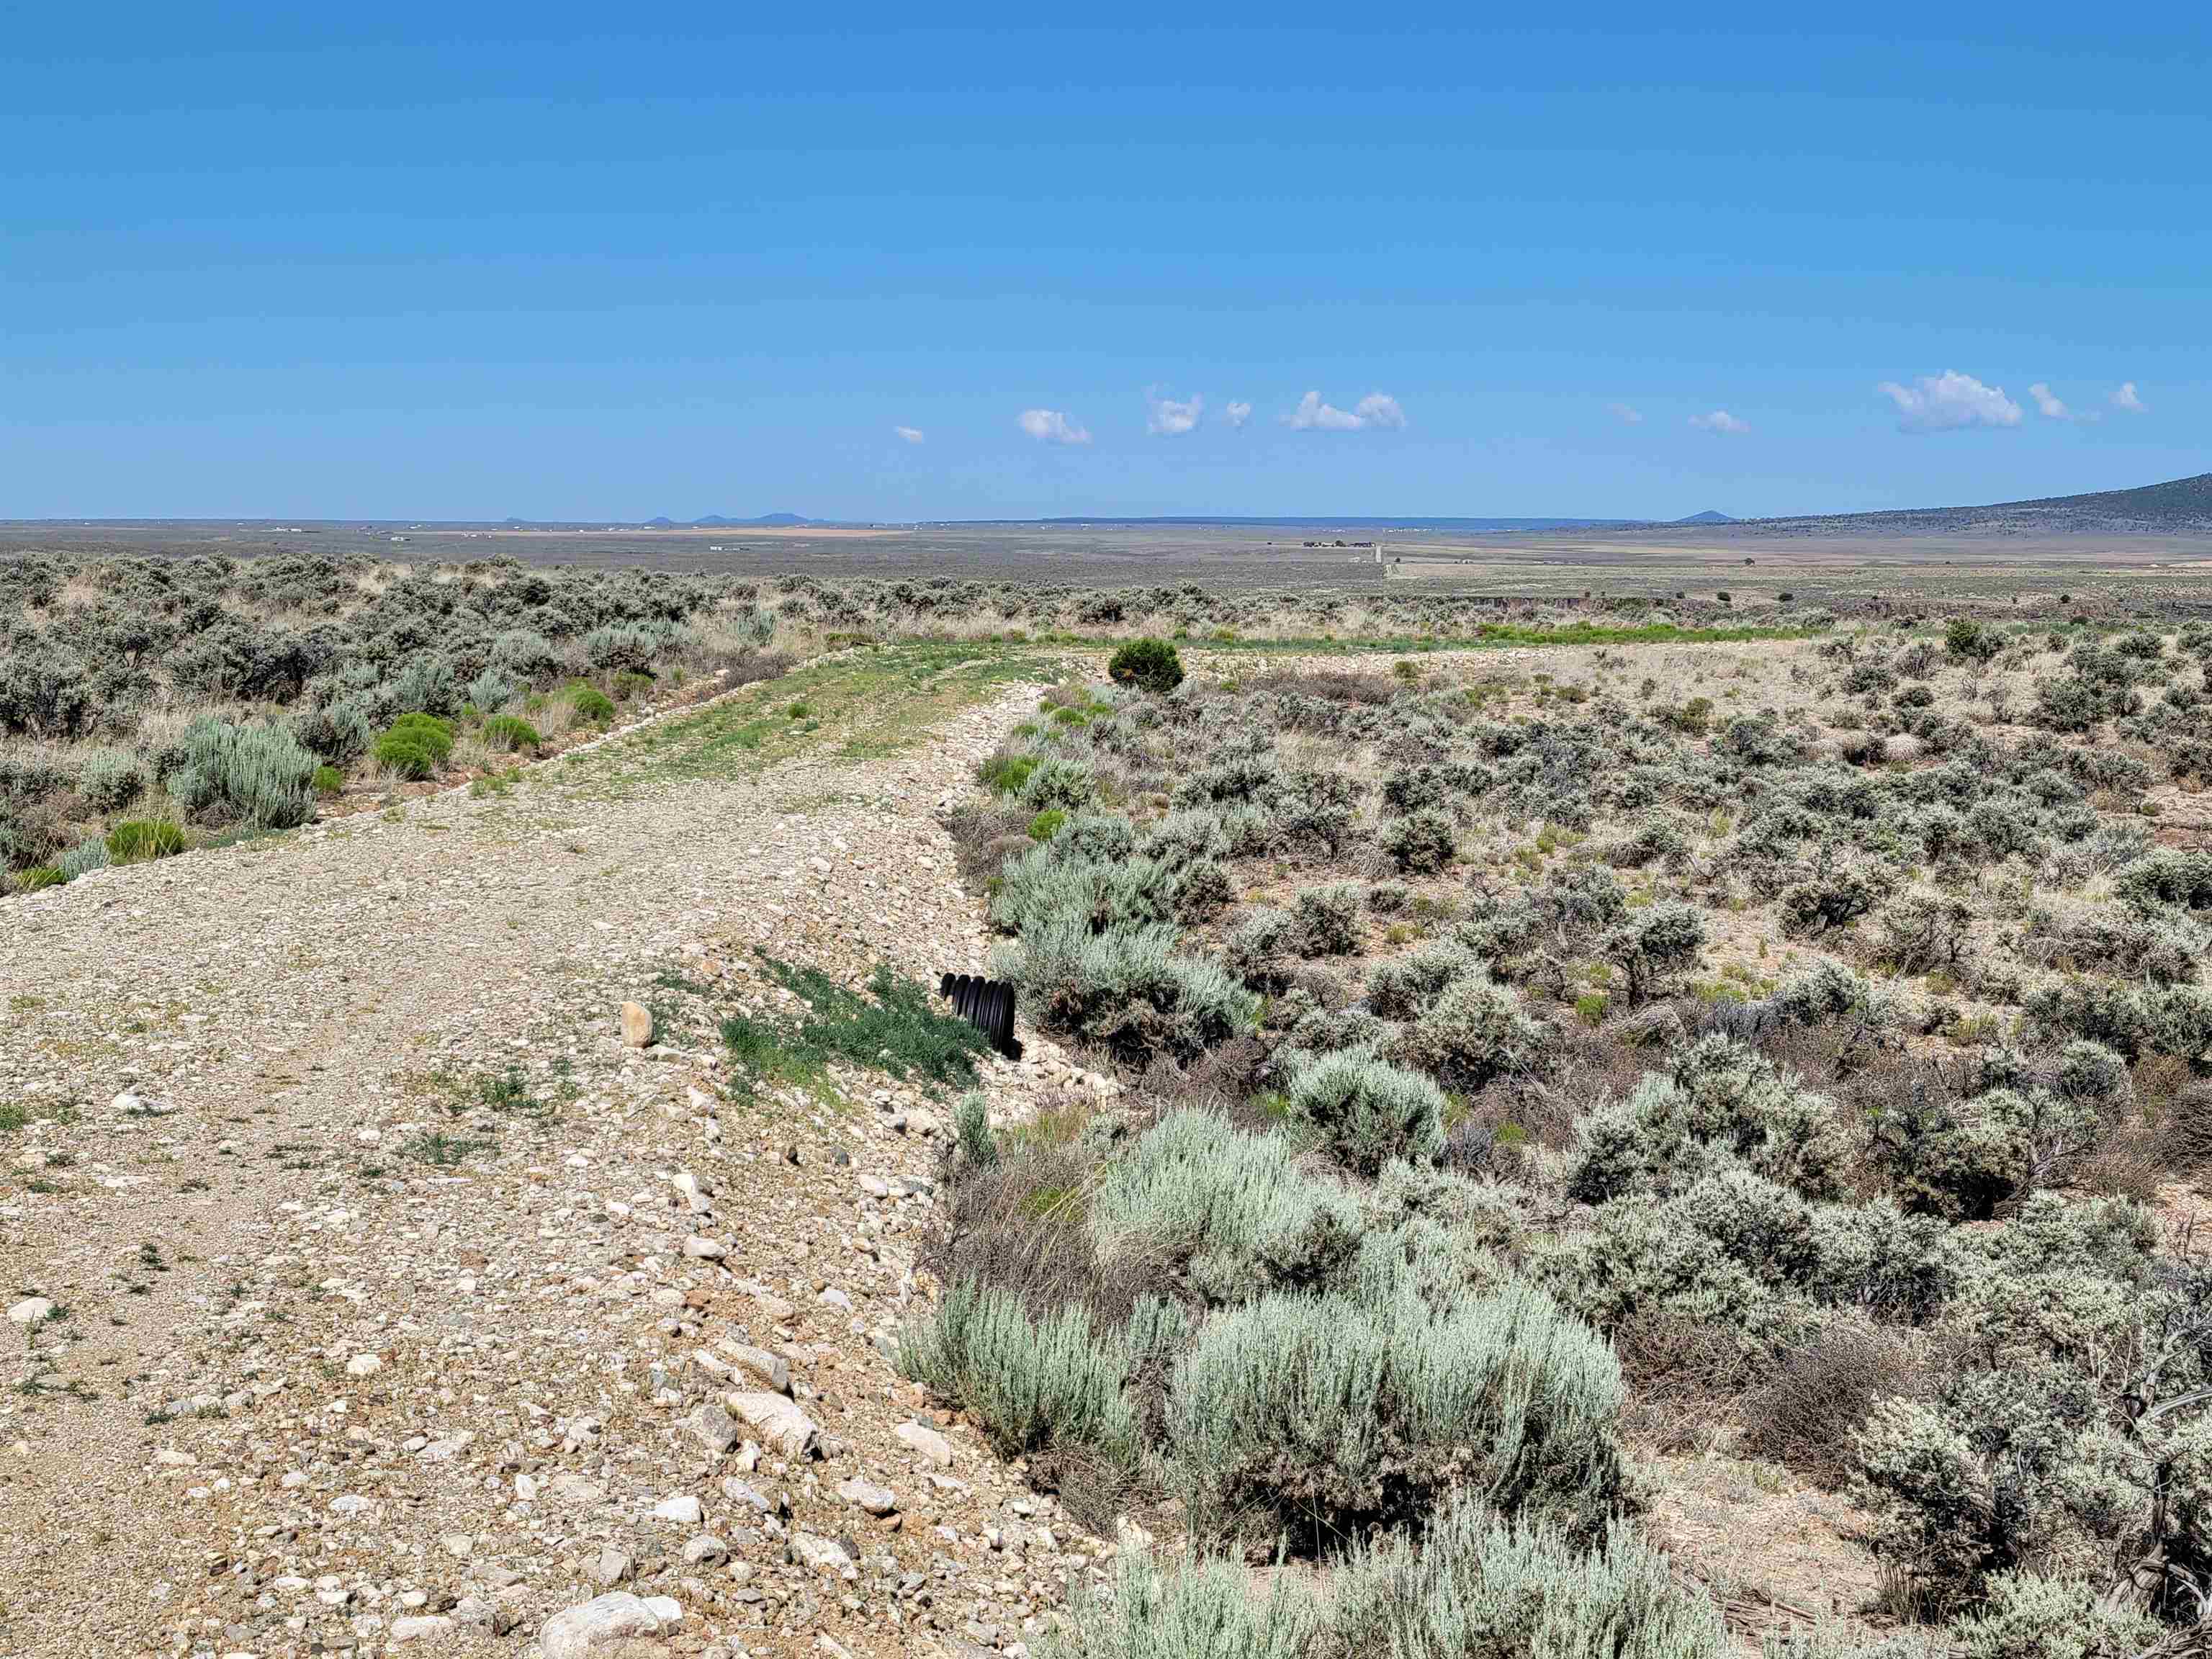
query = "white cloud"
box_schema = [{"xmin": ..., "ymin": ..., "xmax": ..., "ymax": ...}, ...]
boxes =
[
  {"xmin": 893, "ymin": 425, "xmax": 925, "ymax": 445},
  {"xmin": 2028, "ymin": 383, "xmax": 2068, "ymax": 421},
  {"xmin": 1146, "ymin": 390, "xmax": 1202, "ymax": 436},
  {"xmin": 2112, "ymin": 381, "xmax": 2148, "ymax": 413},
  {"xmin": 1287, "ymin": 390, "xmax": 1406, "ymax": 432},
  {"xmin": 1689, "ymin": 409, "xmax": 1750, "ymax": 435},
  {"xmin": 1017, "ymin": 408, "xmax": 1092, "ymax": 446},
  {"xmin": 1223, "ymin": 400, "xmax": 1253, "ymax": 429},
  {"xmin": 1876, "ymin": 370, "xmax": 2022, "ymax": 433},
  {"xmin": 1608, "ymin": 401, "xmax": 1644, "ymax": 425}
]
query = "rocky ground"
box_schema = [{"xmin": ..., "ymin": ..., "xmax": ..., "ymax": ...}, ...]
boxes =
[{"xmin": 0, "ymin": 662, "xmax": 1126, "ymax": 1659}]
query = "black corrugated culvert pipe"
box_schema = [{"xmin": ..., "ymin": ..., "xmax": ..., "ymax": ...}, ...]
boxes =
[{"xmin": 940, "ymin": 973, "xmax": 1021, "ymax": 1059}]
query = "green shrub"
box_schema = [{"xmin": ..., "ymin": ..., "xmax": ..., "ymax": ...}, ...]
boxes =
[
  {"xmin": 1366, "ymin": 941, "xmax": 1480, "ymax": 1019},
  {"xmin": 954, "ymin": 1092, "xmax": 998, "ymax": 1167},
  {"xmin": 1946, "ymin": 1572, "xmax": 2159, "ymax": 1658},
  {"xmin": 1048, "ymin": 1501, "xmax": 1731, "ymax": 1659},
  {"xmin": 1382, "ymin": 809, "xmax": 1457, "ymax": 874},
  {"xmin": 1166, "ymin": 1278, "xmax": 1624, "ymax": 1547},
  {"xmin": 165, "ymin": 716, "xmax": 319, "ymax": 828},
  {"xmin": 1038, "ymin": 1550, "xmax": 1323, "ymax": 1659},
  {"xmin": 311, "ymin": 764, "xmax": 343, "ymax": 796},
  {"xmin": 1027, "ymin": 808, "xmax": 1069, "ymax": 842},
  {"xmin": 1000, "ymin": 918, "xmax": 1257, "ymax": 1067},
  {"xmin": 1019, "ymin": 755, "xmax": 1097, "ymax": 811},
  {"xmin": 1290, "ymin": 883, "xmax": 1362, "ymax": 956},
  {"xmin": 1331, "ymin": 1498, "xmax": 1732, "ymax": 1658},
  {"xmin": 990, "ymin": 844, "xmax": 1179, "ymax": 938},
  {"xmin": 1089, "ymin": 1110, "xmax": 1361, "ymax": 1305},
  {"xmin": 76, "ymin": 747, "xmax": 146, "ymax": 813},
  {"xmin": 55, "ymin": 836, "xmax": 108, "ymax": 879},
  {"xmin": 979, "ymin": 752, "xmax": 1040, "ymax": 795},
  {"xmin": 562, "ymin": 681, "xmax": 616, "ymax": 724},
  {"xmin": 1398, "ymin": 974, "xmax": 1550, "ymax": 1092},
  {"xmin": 1285, "ymin": 1049, "xmax": 1448, "ymax": 1174},
  {"xmin": 106, "ymin": 819, "xmax": 186, "ymax": 863},
  {"xmin": 13, "ymin": 865, "xmax": 64, "ymax": 892},
  {"xmin": 1107, "ymin": 638, "xmax": 1184, "ymax": 695},
  {"xmin": 896, "ymin": 1278, "xmax": 1140, "ymax": 1468},
  {"xmin": 372, "ymin": 711, "xmax": 457, "ymax": 779},
  {"xmin": 372, "ymin": 732, "xmax": 437, "ymax": 779},
  {"xmin": 480, "ymin": 714, "xmax": 541, "ymax": 752}
]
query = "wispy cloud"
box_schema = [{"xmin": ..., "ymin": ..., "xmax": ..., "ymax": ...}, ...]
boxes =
[
  {"xmin": 893, "ymin": 425, "xmax": 925, "ymax": 445},
  {"xmin": 2028, "ymin": 383, "xmax": 2098, "ymax": 424},
  {"xmin": 1223, "ymin": 400, "xmax": 1253, "ymax": 429},
  {"xmin": 1608, "ymin": 402, "xmax": 1644, "ymax": 425},
  {"xmin": 1017, "ymin": 408, "xmax": 1092, "ymax": 446},
  {"xmin": 1876, "ymin": 370, "xmax": 2022, "ymax": 433},
  {"xmin": 2112, "ymin": 381, "xmax": 2148, "ymax": 413},
  {"xmin": 1287, "ymin": 390, "xmax": 1406, "ymax": 432},
  {"xmin": 1146, "ymin": 389, "xmax": 1202, "ymax": 436},
  {"xmin": 1689, "ymin": 409, "xmax": 1750, "ymax": 435}
]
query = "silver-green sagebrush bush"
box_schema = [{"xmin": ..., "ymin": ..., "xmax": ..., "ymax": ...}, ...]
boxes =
[
  {"xmin": 163, "ymin": 716, "xmax": 319, "ymax": 829},
  {"xmin": 1089, "ymin": 1109, "xmax": 1361, "ymax": 1305},
  {"xmin": 1283, "ymin": 1048, "xmax": 1449, "ymax": 1174},
  {"xmin": 1042, "ymin": 1501, "xmax": 1732, "ymax": 1659},
  {"xmin": 1397, "ymin": 972, "xmax": 1550, "ymax": 1092},
  {"xmin": 996, "ymin": 917, "xmax": 1257, "ymax": 1066},
  {"xmin": 1165, "ymin": 1278, "xmax": 1624, "ymax": 1547},
  {"xmin": 894, "ymin": 1279, "xmax": 1142, "ymax": 1469}
]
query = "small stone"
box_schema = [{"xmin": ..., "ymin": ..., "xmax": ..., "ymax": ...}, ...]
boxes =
[
  {"xmin": 727, "ymin": 1391, "xmax": 820, "ymax": 1460},
  {"xmin": 719, "ymin": 1341, "xmax": 789, "ymax": 1395},
  {"xmin": 837, "ymin": 1477, "xmax": 896, "ymax": 1516},
  {"xmin": 345, "ymin": 1353, "xmax": 382, "ymax": 1377},
  {"xmin": 6, "ymin": 1298, "xmax": 53, "ymax": 1327},
  {"xmin": 619, "ymin": 1001, "xmax": 655, "ymax": 1048},
  {"xmin": 894, "ymin": 1421, "xmax": 953, "ymax": 1468},
  {"xmin": 686, "ymin": 1401, "xmax": 741, "ymax": 1455},
  {"xmin": 541, "ymin": 1591, "xmax": 682, "ymax": 1659},
  {"xmin": 682, "ymin": 1533, "xmax": 729, "ymax": 1566},
  {"xmin": 652, "ymin": 1493, "xmax": 703, "ymax": 1525},
  {"xmin": 588, "ymin": 1547, "xmax": 631, "ymax": 1588},
  {"xmin": 683, "ymin": 1235, "xmax": 727, "ymax": 1260},
  {"xmin": 390, "ymin": 1614, "xmax": 454, "ymax": 1643},
  {"xmin": 789, "ymin": 1531, "xmax": 859, "ymax": 1578}
]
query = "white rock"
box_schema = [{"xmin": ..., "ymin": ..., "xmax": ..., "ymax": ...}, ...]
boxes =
[
  {"xmin": 6, "ymin": 1297, "xmax": 53, "ymax": 1326},
  {"xmin": 894, "ymin": 1421, "xmax": 953, "ymax": 1468},
  {"xmin": 718, "ymin": 1341, "xmax": 790, "ymax": 1395},
  {"xmin": 686, "ymin": 1401, "xmax": 740, "ymax": 1454},
  {"xmin": 652, "ymin": 1493, "xmax": 703, "ymax": 1525},
  {"xmin": 790, "ymin": 1531, "xmax": 858, "ymax": 1578},
  {"xmin": 682, "ymin": 1236, "xmax": 727, "ymax": 1260},
  {"xmin": 837, "ymin": 1477, "xmax": 896, "ymax": 1516},
  {"xmin": 541, "ymin": 1592, "xmax": 681, "ymax": 1659},
  {"xmin": 390, "ymin": 1614, "xmax": 454, "ymax": 1643},
  {"xmin": 345, "ymin": 1354, "xmax": 382, "ymax": 1377},
  {"xmin": 681, "ymin": 1533, "xmax": 728, "ymax": 1565},
  {"xmin": 726, "ymin": 1391, "xmax": 819, "ymax": 1460}
]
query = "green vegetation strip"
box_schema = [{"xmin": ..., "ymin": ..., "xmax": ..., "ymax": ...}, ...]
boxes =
[
  {"xmin": 1174, "ymin": 621, "xmax": 1814, "ymax": 654},
  {"xmin": 582, "ymin": 639, "xmax": 1065, "ymax": 786},
  {"xmin": 721, "ymin": 957, "xmax": 987, "ymax": 1102}
]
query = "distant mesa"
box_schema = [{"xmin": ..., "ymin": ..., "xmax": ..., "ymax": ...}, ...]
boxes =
[
  {"xmin": 1732, "ymin": 470, "xmax": 2212, "ymax": 537},
  {"xmin": 652, "ymin": 513, "xmax": 811, "ymax": 528},
  {"xmin": 1677, "ymin": 509, "xmax": 1737, "ymax": 525}
]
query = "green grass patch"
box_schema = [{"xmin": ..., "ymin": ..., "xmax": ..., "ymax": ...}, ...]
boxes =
[{"xmin": 721, "ymin": 957, "xmax": 988, "ymax": 1101}]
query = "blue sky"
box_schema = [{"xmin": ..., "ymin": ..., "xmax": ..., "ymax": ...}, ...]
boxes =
[{"xmin": 4, "ymin": 8, "xmax": 2206, "ymax": 522}]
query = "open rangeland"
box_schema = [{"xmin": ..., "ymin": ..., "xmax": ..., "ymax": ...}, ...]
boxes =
[{"xmin": 10, "ymin": 546, "xmax": 2212, "ymax": 1657}]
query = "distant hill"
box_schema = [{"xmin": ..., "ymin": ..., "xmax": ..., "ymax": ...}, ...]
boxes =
[
  {"xmin": 1734, "ymin": 471, "xmax": 2212, "ymax": 537},
  {"xmin": 687, "ymin": 512, "xmax": 810, "ymax": 528},
  {"xmin": 1677, "ymin": 509, "xmax": 1736, "ymax": 525}
]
